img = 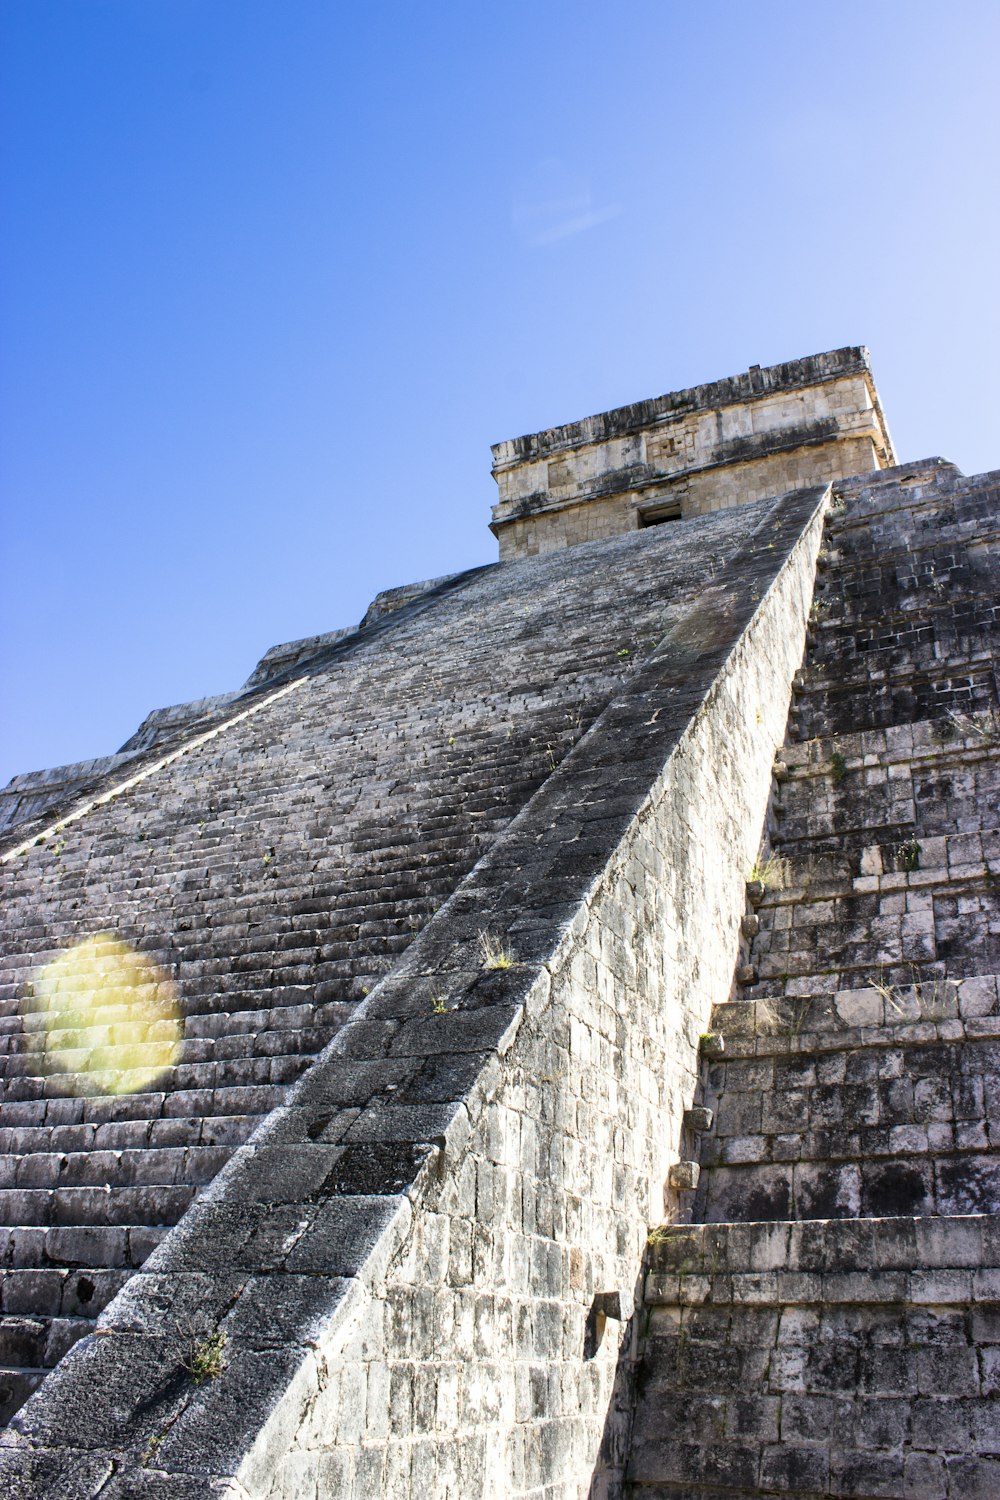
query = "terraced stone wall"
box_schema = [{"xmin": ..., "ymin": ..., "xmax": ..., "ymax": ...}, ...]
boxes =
[
  {"xmin": 627, "ymin": 459, "xmax": 1000, "ymax": 1499},
  {"xmin": 634, "ymin": 1216, "xmax": 1000, "ymax": 1498}
]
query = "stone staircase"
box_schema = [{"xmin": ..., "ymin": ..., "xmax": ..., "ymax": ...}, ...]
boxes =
[
  {"xmin": 628, "ymin": 461, "xmax": 1000, "ymax": 1497},
  {"xmin": 0, "ymin": 499, "xmax": 782, "ymax": 1432}
]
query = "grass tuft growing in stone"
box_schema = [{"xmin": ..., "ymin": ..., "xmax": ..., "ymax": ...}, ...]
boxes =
[
  {"xmin": 895, "ymin": 837, "xmax": 921, "ymax": 874},
  {"xmin": 944, "ymin": 707, "xmax": 1000, "ymax": 744},
  {"xmin": 748, "ymin": 853, "xmax": 788, "ymax": 890},
  {"xmin": 478, "ymin": 930, "xmax": 514, "ymax": 970},
  {"xmin": 183, "ymin": 1330, "xmax": 227, "ymax": 1385}
]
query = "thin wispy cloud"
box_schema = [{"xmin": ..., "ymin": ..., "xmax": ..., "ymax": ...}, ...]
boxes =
[{"xmin": 512, "ymin": 157, "xmax": 621, "ymax": 247}]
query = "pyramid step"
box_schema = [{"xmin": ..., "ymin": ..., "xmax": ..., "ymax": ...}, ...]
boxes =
[
  {"xmin": 694, "ymin": 1151, "xmax": 1000, "ymax": 1223},
  {"xmin": 769, "ymin": 769, "xmax": 1000, "ymax": 849},
  {"xmin": 0, "ymin": 1083, "xmax": 288, "ymax": 1128},
  {"xmin": 0, "ymin": 1005, "xmax": 334, "ymax": 1051},
  {"xmin": 790, "ymin": 673, "xmax": 998, "ymax": 742},
  {"xmin": 710, "ymin": 975, "xmax": 999, "ymax": 1046},
  {"xmin": 0, "ymin": 1144, "xmax": 232, "ymax": 1190},
  {"xmin": 0, "ymin": 1266, "xmax": 129, "ymax": 1320},
  {"xmin": 749, "ymin": 852, "xmax": 993, "ymax": 912},
  {"xmin": 0, "ymin": 1055, "xmax": 311, "ymax": 1103},
  {"xmin": 0, "ymin": 1313, "xmax": 93, "ymax": 1370},
  {"xmin": 698, "ymin": 979, "xmax": 1000, "ymax": 1219},
  {"xmin": 746, "ymin": 902, "xmax": 993, "ymax": 987},
  {"xmin": 0, "ymin": 1222, "xmax": 167, "ymax": 1270},
  {"xmin": 0, "ymin": 1111, "xmax": 258, "ymax": 1156},
  {"xmin": 0, "ymin": 1183, "xmax": 197, "ymax": 1228}
]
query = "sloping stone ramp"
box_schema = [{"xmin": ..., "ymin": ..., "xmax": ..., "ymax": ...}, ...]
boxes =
[
  {"xmin": 628, "ymin": 461, "xmax": 1000, "ymax": 1498},
  {"xmin": 0, "ymin": 489, "xmax": 825, "ymax": 1495}
]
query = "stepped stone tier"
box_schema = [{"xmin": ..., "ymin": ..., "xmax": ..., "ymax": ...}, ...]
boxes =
[
  {"xmin": 628, "ymin": 457, "xmax": 1000, "ymax": 1499},
  {"xmin": 0, "ymin": 348, "xmax": 995, "ymax": 1499}
]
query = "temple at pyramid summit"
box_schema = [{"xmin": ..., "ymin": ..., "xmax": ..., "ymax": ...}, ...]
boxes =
[{"xmin": 1, "ymin": 346, "xmax": 998, "ymax": 1498}]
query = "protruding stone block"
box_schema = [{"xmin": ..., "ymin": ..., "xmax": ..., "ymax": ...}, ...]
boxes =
[{"xmin": 667, "ymin": 1161, "xmax": 700, "ymax": 1192}]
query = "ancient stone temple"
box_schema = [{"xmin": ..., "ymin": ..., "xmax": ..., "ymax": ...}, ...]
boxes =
[{"xmin": 0, "ymin": 346, "xmax": 997, "ymax": 1498}]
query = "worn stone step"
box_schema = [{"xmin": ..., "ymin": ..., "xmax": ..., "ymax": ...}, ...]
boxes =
[
  {"xmin": 0, "ymin": 1367, "xmax": 45, "ymax": 1428},
  {"xmin": 0, "ymin": 1145, "xmax": 231, "ymax": 1190},
  {"xmin": 0, "ymin": 1222, "xmax": 166, "ymax": 1270},
  {"xmin": 0, "ymin": 1052, "xmax": 314, "ymax": 1098},
  {"xmin": 741, "ymin": 875, "xmax": 998, "ymax": 996},
  {"xmin": 780, "ymin": 712, "xmax": 1000, "ymax": 772},
  {"xmin": 696, "ymin": 982, "xmax": 1000, "ymax": 1219},
  {"xmin": 648, "ymin": 1195, "xmax": 1000, "ymax": 1281},
  {"xmin": 789, "ymin": 667, "xmax": 997, "ymax": 744},
  {"xmin": 792, "ymin": 650, "xmax": 998, "ymax": 709},
  {"xmin": 711, "ymin": 977, "xmax": 999, "ymax": 1046},
  {"xmin": 0, "ymin": 1113, "xmax": 258, "ymax": 1156},
  {"xmin": 748, "ymin": 840, "xmax": 993, "ymax": 904},
  {"xmin": 758, "ymin": 894, "xmax": 993, "ymax": 959},
  {"xmin": 694, "ymin": 1151, "xmax": 1000, "ymax": 1223},
  {"xmin": 0, "ymin": 1082, "xmax": 285, "ymax": 1124},
  {"xmin": 703, "ymin": 1057, "xmax": 998, "ymax": 1161},
  {"xmin": 809, "ymin": 606, "xmax": 999, "ymax": 658},
  {"xmin": 0, "ymin": 1022, "xmax": 332, "ymax": 1068},
  {"xmin": 0, "ymin": 1266, "xmax": 129, "ymax": 1320},
  {"xmin": 0, "ymin": 1314, "xmax": 93, "ymax": 1370},
  {"xmin": 0, "ymin": 1183, "xmax": 197, "ymax": 1228},
  {"xmin": 767, "ymin": 756, "xmax": 1000, "ymax": 853}
]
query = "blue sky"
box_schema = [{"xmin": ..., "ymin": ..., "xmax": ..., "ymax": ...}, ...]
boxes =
[{"xmin": 3, "ymin": 1, "xmax": 999, "ymax": 786}]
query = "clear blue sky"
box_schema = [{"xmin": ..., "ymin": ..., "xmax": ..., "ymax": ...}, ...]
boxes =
[{"xmin": 3, "ymin": 1, "xmax": 999, "ymax": 786}]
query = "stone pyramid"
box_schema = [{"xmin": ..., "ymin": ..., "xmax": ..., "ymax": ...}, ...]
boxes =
[{"xmin": 1, "ymin": 348, "xmax": 996, "ymax": 1498}]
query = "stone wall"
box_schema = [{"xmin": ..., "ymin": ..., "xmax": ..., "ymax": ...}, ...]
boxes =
[
  {"xmin": 0, "ymin": 486, "xmax": 827, "ymax": 1497},
  {"xmin": 0, "ymin": 753, "xmax": 143, "ymax": 837},
  {"xmin": 677, "ymin": 434, "xmax": 881, "ymax": 520},
  {"xmin": 632, "ymin": 1216, "xmax": 1000, "ymax": 1498}
]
